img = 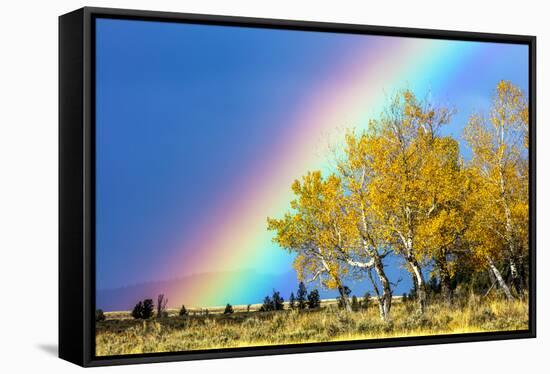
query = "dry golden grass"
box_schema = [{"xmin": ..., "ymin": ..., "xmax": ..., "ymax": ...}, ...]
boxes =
[{"xmin": 95, "ymin": 294, "xmax": 528, "ymax": 356}]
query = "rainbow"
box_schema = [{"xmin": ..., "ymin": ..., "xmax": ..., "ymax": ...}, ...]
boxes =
[{"xmin": 164, "ymin": 36, "xmax": 482, "ymax": 307}]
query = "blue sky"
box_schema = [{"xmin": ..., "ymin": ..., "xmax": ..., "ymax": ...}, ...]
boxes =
[{"xmin": 95, "ymin": 17, "xmax": 528, "ymax": 305}]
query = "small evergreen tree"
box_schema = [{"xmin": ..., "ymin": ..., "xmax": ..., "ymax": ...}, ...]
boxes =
[
  {"xmin": 142, "ymin": 299, "xmax": 154, "ymax": 319},
  {"xmin": 351, "ymin": 295, "xmax": 360, "ymax": 311},
  {"xmin": 179, "ymin": 304, "xmax": 189, "ymax": 316},
  {"xmin": 289, "ymin": 292, "xmax": 296, "ymax": 309},
  {"xmin": 131, "ymin": 299, "xmax": 154, "ymax": 319},
  {"xmin": 402, "ymin": 293, "xmax": 408, "ymax": 303},
  {"xmin": 307, "ymin": 289, "xmax": 321, "ymax": 309},
  {"xmin": 223, "ymin": 303, "xmax": 234, "ymax": 314},
  {"xmin": 362, "ymin": 292, "xmax": 371, "ymax": 310},
  {"xmin": 131, "ymin": 301, "xmax": 144, "ymax": 319},
  {"xmin": 297, "ymin": 282, "xmax": 308, "ymax": 310},
  {"xmin": 260, "ymin": 296, "xmax": 274, "ymax": 312},
  {"xmin": 95, "ymin": 309, "xmax": 106, "ymax": 322},
  {"xmin": 272, "ymin": 290, "xmax": 285, "ymax": 311}
]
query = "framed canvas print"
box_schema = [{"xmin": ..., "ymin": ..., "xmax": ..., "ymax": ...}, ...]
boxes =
[{"xmin": 59, "ymin": 7, "xmax": 536, "ymax": 367}]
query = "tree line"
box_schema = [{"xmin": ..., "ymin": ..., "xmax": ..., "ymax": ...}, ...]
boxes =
[
  {"xmin": 93, "ymin": 281, "xmax": 425, "ymax": 322},
  {"xmin": 267, "ymin": 81, "xmax": 529, "ymax": 321}
]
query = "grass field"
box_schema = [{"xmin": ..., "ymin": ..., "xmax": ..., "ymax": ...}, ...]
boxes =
[{"xmin": 95, "ymin": 293, "xmax": 528, "ymax": 356}]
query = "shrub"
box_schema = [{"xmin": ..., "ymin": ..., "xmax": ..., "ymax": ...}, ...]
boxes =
[
  {"xmin": 308, "ymin": 289, "xmax": 321, "ymax": 309},
  {"xmin": 179, "ymin": 304, "xmax": 189, "ymax": 316},
  {"xmin": 223, "ymin": 303, "xmax": 234, "ymax": 314},
  {"xmin": 357, "ymin": 319, "xmax": 385, "ymax": 334},
  {"xmin": 157, "ymin": 294, "xmax": 168, "ymax": 319},
  {"xmin": 326, "ymin": 321, "xmax": 344, "ymax": 336},
  {"xmin": 95, "ymin": 309, "xmax": 106, "ymax": 322},
  {"xmin": 469, "ymin": 306, "xmax": 497, "ymax": 326}
]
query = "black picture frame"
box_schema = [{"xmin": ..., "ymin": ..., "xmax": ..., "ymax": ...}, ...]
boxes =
[{"xmin": 59, "ymin": 6, "xmax": 536, "ymax": 367}]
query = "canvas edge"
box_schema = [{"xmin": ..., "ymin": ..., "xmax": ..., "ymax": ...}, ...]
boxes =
[{"xmin": 59, "ymin": 7, "xmax": 86, "ymax": 367}]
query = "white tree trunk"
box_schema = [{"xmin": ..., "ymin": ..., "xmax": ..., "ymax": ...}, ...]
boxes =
[
  {"xmin": 403, "ymin": 236, "xmax": 426, "ymax": 314},
  {"xmin": 409, "ymin": 259, "xmax": 426, "ymax": 314},
  {"xmin": 499, "ymin": 164, "xmax": 522, "ymax": 293},
  {"xmin": 373, "ymin": 256, "xmax": 392, "ymax": 321},
  {"xmin": 487, "ymin": 256, "xmax": 513, "ymax": 300}
]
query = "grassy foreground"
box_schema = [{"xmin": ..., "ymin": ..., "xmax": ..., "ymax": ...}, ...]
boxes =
[{"xmin": 96, "ymin": 295, "xmax": 528, "ymax": 356}]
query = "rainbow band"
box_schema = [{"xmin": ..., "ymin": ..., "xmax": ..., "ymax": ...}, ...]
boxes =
[{"xmin": 164, "ymin": 36, "xmax": 480, "ymax": 308}]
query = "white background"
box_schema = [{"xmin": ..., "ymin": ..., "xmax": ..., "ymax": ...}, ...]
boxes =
[{"xmin": 0, "ymin": 0, "xmax": 546, "ymax": 372}]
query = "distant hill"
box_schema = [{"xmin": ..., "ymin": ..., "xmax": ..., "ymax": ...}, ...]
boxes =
[
  {"xmin": 97, "ymin": 262, "xmax": 412, "ymax": 312},
  {"xmin": 97, "ymin": 269, "xmax": 300, "ymax": 311}
]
